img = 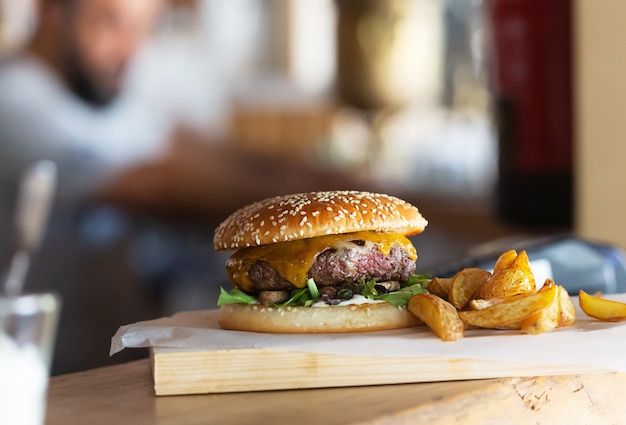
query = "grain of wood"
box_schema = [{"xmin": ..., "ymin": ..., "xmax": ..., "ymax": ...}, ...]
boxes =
[{"xmin": 46, "ymin": 359, "xmax": 626, "ymax": 425}]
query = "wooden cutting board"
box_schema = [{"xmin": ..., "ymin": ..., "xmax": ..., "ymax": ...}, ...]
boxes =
[
  {"xmin": 150, "ymin": 345, "xmax": 601, "ymax": 396},
  {"xmin": 146, "ymin": 295, "xmax": 626, "ymax": 396}
]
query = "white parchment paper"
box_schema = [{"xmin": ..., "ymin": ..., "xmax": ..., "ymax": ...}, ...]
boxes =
[{"xmin": 110, "ymin": 295, "xmax": 626, "ymax": 373}]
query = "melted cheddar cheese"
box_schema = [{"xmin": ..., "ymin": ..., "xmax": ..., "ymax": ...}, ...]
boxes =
[{"xmin": 226, "ymin": 231, "xmax": 417, "ymax": 291}]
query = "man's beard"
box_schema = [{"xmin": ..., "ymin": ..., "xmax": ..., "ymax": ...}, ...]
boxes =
[{"xmin": 63, "ymin": 53, "xmax": 122, "ymax": 108}]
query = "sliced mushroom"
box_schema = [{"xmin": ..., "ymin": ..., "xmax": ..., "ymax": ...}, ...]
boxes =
[
  {"xmin": 375, "ymin": 281, "xmax": 401, "ymax": 293},
  {"xmin": 259, "ymin": 290, "xmax": 290, "ymax": 305}
]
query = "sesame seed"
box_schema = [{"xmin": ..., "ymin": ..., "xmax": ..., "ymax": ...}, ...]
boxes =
[{"xmin": 213, "ymin": 190, "xmax": 425, "ymax": 251}]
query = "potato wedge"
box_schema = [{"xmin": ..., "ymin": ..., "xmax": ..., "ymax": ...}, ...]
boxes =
[
  {"xmin": 459, "ymin": 284, "xmax": 558, "ymax": 330},
  {"xmin": 468, "ymin": 293, "xmax": 532, "ymax": 311},
  {"xmin": 511, "ymin": 250, "xmax": 536, "ymax": 291},
  {"xmin": 557, "ymin": 285, "xmax": 576, "ymax": 326},
  {"xmin": 449, "ymin": 268, "xmax": 491, "ymax": 310},
  {"xmin": 579, "ymin": 290, "xmax": 626, "ymax": 322},
  {"xmin": 468, "ymin": 297, "xmax": 503, "ymax": 310},
  {"xmin": 520, "ymin": 290, "xmax": 559, "ymax": 335},
  {"xmin": 519, "ymin": 283, "xmax": 574, "ymax": 334},
  {"xmin": 539, "ymin": 278, "xmax": 555, "ymax": 292},
  {"xmin": 470, "ymin": 279, "xmax": 549, "ymax": 310},
  {"xmin": 493, "ymin": 249, "xmax": 517, "ymax": 273},
  {"xmin": 408, "ymin": 294, "xmax": 464, "ymax": 341},
  {"xmin": 478, "ymin": 268, "xmax": 533, "ymax": 299},
  {"xmin": 427, "ymin": 277, "xmax": 453, "ymax": 301}
]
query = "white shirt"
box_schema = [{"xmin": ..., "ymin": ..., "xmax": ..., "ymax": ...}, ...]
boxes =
[
  {"xmin": 0, "ymin": 54, "xmax": 172, "ymax": 261},
  {"xmin": 0, "ymin": 54, "xmax": 172, "ymax": 194}
]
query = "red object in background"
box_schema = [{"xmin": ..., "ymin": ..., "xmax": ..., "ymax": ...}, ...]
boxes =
[{"xmin": 488, "ymin": 0, "xmax": 573, "ymax": 226}]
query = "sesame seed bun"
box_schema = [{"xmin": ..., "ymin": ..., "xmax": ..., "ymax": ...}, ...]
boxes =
[
  {"xmin": 218, "ymin": 302, "xmax": 421, "ymax": 333},
  {"xmin": 214, "ymin": 191, "xmax": 428, "ymax": 251}
]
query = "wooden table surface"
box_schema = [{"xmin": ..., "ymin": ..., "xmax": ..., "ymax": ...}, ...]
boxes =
[{"xmin": 46, "ymin": 358, "xmax": 626, "ymax": 425}]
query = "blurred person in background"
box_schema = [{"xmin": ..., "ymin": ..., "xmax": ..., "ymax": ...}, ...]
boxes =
[{"xmin": 0, "ymin": 0, "xmax": 356, "ymax": 374}]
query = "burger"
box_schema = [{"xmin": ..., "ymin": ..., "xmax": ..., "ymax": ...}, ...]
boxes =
[{"xmin": 214, "ymin": 190, "xmax": 430, "ymax": 333}]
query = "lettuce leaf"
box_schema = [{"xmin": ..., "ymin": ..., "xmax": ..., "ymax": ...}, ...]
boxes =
[
  {"xmin": 402, "ymin": 273, "xmax": 432, "ymax": 289},
  {"xmin": 361, "ymin": 278, "xmax": 379, "ymax": 299},
  {"xmin": 216, "ymin": 274, "xmax": 431, "ymax": 308},
  {"xmin": 217, "ymin": 287, "xmax": 256, "ymax": 306},
  {"xmin": 307, "ymin": 278, "xmax": 321, "ymax": 299},
  {"xmin": 375, "ymin": 282, "xmax": 429, "ymax": 306},
  {"xmin": 282, "ymin": 287, "xmax": 312, "ymax": 306},
  {"xmin": 282, "ymin": 279, "xmax": 321, "ymax": 306},
  {"xmin": 374, "ymin": 273, "xmax": 431, "ymax": 306}
]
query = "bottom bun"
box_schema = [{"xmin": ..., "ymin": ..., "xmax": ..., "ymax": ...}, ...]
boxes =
[{"xmin": 218, "ymin": 302, "xmax": 421, "ymax": 333}]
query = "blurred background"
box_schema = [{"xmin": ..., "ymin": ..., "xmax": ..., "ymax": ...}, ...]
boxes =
[{"xmin": 1, "ymin": 0, "xmax": 612, "ymax": 375}]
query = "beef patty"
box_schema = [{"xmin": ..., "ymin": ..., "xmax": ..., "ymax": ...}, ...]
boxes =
[{"xmin": 238, "ymin": 241, "xmax": 417, "ymax": 292}]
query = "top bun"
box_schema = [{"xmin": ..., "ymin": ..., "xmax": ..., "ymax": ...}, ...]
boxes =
[{"xmin": 214, "ymin": 190, "xmax": 428, "ymax": 251}]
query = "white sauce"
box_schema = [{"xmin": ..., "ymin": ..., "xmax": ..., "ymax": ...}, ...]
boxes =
[
  {"xmin": 311, "ymin": 294, "xmax": 385, "ymax": 308},
  {"xmin": 332, "ymin": 239, "xmax": 375, "ymax": 256},
  {"xmin": 0, "ymin": 332, "xmax": 48, "ymax": 425}
]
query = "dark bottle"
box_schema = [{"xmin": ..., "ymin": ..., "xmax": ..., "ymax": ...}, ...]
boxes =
[{"xmin": 488, "ymin": 0, "xmax": 573, "ymax": 227}]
